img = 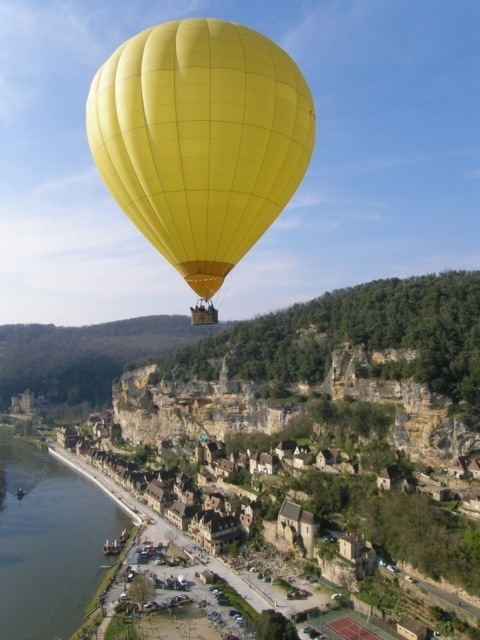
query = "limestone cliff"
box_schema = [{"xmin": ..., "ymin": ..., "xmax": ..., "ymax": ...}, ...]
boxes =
[{"xmin": 112, "ymin": 344, "xmax": 478, "ymax": 465}]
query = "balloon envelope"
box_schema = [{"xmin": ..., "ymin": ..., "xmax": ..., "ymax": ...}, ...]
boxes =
[{"xmin": 86, "ymin": 18, "xmax": 315, "ymax": 299}]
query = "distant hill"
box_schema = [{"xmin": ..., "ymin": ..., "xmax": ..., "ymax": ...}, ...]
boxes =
[{"xmin": 0, "ymin": 315, "xmax": 227, "ymax": 411}]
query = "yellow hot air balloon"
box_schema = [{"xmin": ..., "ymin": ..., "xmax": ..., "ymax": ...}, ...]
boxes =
[{"xmin": 86, "ymin": 17, "xmax": 315, "ymax": 324}]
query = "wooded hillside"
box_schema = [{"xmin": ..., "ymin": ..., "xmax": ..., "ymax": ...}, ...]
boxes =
[{"xmin": 149, "ymin": 271, "xmax": 480, "ymax": 414}]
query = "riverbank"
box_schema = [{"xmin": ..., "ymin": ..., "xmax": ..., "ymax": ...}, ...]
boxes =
[{"xmin": 48, "ymin": 445, "xmax": 143, "ymax": 525}]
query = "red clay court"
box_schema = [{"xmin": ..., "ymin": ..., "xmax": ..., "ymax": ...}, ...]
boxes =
[{"xmin": 327, "ymin": 616, "xmax": 385, "ymax": 640}]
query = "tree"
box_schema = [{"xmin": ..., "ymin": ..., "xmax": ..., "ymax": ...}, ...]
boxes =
[
  {"xmin": 128, "ymin": 574, "xmax": 156, "ymax": 608},
  {"xmin": 255, "ymin": 609, "xmax": 299, "ymax": 640}
]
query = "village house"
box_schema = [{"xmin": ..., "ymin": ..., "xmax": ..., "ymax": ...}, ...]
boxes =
[
  {"xmin": 57, "ymin": 425, "xmax": 80, "ymax": 449},
  {"xmin": 173, "ymin": 474, "xmax": 201, "ymax": 505},
  {"xmin": 215, "ymin": 458, "xmax": 235, "ymax": 478},
  {"xmin": 144, "ymin": 479, "xmax": 172, "ymax": 514},
  {"xmin": 238, "ymin": 511, "xmax": 253, "ymax": 535},
  {"xmin": 224, "ymin": 495, "xmax": 242, "ymax": 514},
  {"xmin": 203, "ymin": 440, "xmax": 224, "ymax": 465},
  {"xmin": 203, "ymin": 492, "xmax": 225, "ymax": 513},
  {"xmin": 188, "ymin": 509, "xmax": 241, "ymax": 556},
  {"xmin": 376, "ymin": 463, "xmax": 401, "ymax": 490},
  {"xmin": 417, "ymin": 483, "xmax": 450, "ymax": 502},
  {"xmin": 249, "ymin": 452, "xmax": 279, "ymax": 475},
  {"xmin": 396, "ymin": 616, "xmax": 427, "ymax": 640},
  {"xmin": 462, "ymin": 493, "xmax": 480, "ymax": 517},
  {"xmin": 75, "ymin": 438, "xmax": 91, "ymax": 457},
  {"xmin": 467, "ymin": 458, "xmax": 480, "ymax": 479},
  {"xmin": 338, "ymin": 532, "xmax": 377, "ymax": 579},
  {"xmin": 164, "ymin": 500, "xmax": 198, "ymax": 531},
  {"xmin": 316, "ymin": 448, "xmax": 341, "ymax": 472},
  {"xmin": 277, "ymin": 499, "xmax": 319, "ymax": 558},
  {"xmin": 446, "ymin": 456, "xmax": 469, "ymax": 479},
  {"xmin": 197, "ymin": 469, "xmax": 216, "ymax": 487},
  {"xmin": 274, "ymin": 440, "xmax": 297, "ymax": 460},
  {"xmin": 292, "ymin": 452, "xmax": 315, "ymax": 470},
  {"xmin": 229, "ymin": 451, "xmax": 249, "ymax": 471}
]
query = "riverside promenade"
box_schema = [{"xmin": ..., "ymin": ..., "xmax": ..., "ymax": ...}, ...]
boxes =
[{"xmin": 47, "ymin": 443, "xmax": 279, "ymax": 638}]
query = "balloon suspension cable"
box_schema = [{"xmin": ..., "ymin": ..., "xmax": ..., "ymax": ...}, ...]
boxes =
[{"xmin": 190, "ymin": 298, "xmax": 218, "ymax": 325}]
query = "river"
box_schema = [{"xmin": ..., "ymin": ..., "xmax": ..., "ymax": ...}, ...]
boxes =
[{"xmin": 0, "ymin": 435, "xmax": 132, "ymax": 640}]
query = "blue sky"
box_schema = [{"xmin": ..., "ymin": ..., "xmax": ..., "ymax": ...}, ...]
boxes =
[{"xmin": 0, "ymin": 0, "xmax": 478, "ymax": 326}]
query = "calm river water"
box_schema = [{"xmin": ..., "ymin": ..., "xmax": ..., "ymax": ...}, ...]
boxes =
[{"xmin": 0, "ymin": 436, "xmax": 132, "ymax": 640}]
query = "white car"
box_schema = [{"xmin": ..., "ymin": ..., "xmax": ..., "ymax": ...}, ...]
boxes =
[
  {"xmin": 387, "ymin": 564, "xmax": 397, "ymax": 573},
  {"xmin": 120, "ymin": 591, "xmax": 129, "ymax": 600},
  {"xmin": 331, "ymin": 593, "xmax": 342, "ymax": 599},
  {"xmin": 249, "ymin": 566, "xmax": 257, "ymax": 572}
]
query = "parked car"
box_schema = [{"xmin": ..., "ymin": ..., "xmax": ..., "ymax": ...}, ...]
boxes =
[
  {"xmin": 331, "ymin": 593, "xmax": 342, "ymax": 599},
  {"xmin": 120, "ymin": 591, "xmax": 129, "ymax": 600},
  {"xmin": 387, "ymin": 564, "xmax": 397, "ymax": 573},
  {"xmin": 404, "ymin": 575, "xmax": 416, "ymax": 583},
  {"xmin": 249, "ymin": 566, "xmax": 257, "ymax": 572}
]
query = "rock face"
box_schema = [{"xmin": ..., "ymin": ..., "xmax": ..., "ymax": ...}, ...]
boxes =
[
  {"xmin": 112, "ymin": 345, "xmax": 478, "ymax": 465},
  {"xmin": 113, "ymin": 361, "xmax": 300, "ymax": 447}
]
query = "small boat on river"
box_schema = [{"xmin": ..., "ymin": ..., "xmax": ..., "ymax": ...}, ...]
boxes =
[
  {"xmin": 119, "ymin": 528, "xmax": 129, "ymax": 544},
  {"xmin": 16, "ymin": 488, "xmax": 25, "ymax": 500}
]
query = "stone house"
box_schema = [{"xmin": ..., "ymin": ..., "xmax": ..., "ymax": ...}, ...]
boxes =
[
  {"xmin": 249, "ymin": 452, "xmax": 279, "ymax": 475},
  {"xmin": 215, "ymin": 458, "xmax": 235, "ymax": 478},
  {"xmin": 57, "ymin": 426, "xmax": 80, "ymax": 449},
  {"xmin": 376, "ymin": 463, "xmax": 401, "ymax": 490},
  {"xmin": 316, "ymin": 448, "xmax": 341, "ymax": 472},
  {"xmin": 164, "ymin": 500, "xmax": 198, "ymax": 531},
  {"xmin": 204, "ymin": 492, "xmax": 225, "ymax": 513},
  {"xmin": 462, "ymin": 493, "xmax": 480, "ymax": 517},
  {"xmin": 276, "ymin": 499, "xmax": 319, "ymax": 558},
  {"xmin": 144, "ymin": 479, "xmax": 172, "ymax": 514},
  {"xmin": 417, "ymin": 483, "xmax": 450, "ymax": 502},
  {"xmin": 197, "ymin": 470, "xmax": 216, "ymax": 486},
  {"xmin": 447, "ymin": 456, "xmax": 469, "ymax": 479},
  {"xmin": 76, "ymin": 438, "xmax": 91, "ymax": 457},
  {"xmin": 229, "ymin": 451, "xmax": 249, "ymax": 471},
  {"xmin": 238, "ymin": 511, "xmax": 253, "ymax": 535},
  {"xmin": 396, "ymin": 616, "xmax": 427, "ymax": 640},
  {"xmin": 274, "ymin": 440, "xmax": 297, "ymax": 460},
  {"xmin": 188, "ymin": 509, "xmax": 240, "ymax": 556},
  {"xmin": 467, "ymin": 458, "xmax": 480, "ymax": 479},
  {"xmin": 292, "ymin": 452, "xmax": 315, "ymax": 470},
  {"xmin": 224, "ymin": 495, "xmax": 242, "ymax": 514},
  {"xmin": 338, "ymin": 532, "xmax": 377, "ymax": 579},
  {"xmin": 203, "ymin": 441, "xmax": 224, "ymax": 464}
]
